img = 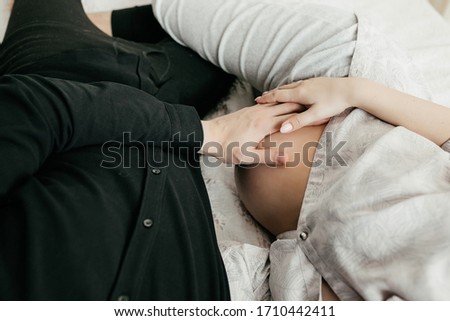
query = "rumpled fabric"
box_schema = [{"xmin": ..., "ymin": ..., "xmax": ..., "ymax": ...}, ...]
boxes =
[{"xmin": 153, "ymin": 0, "xmax": 450, "ymax": 300}]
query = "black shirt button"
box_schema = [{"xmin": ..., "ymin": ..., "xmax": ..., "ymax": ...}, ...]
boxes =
[
  {"xmin": 117, "ymin": 295, "xmax": 129, "ymax": 301},
  {"xmin": 152, "ymin": 168, "xmax": 161, "ymax": 175},
  {"xmin": 143, "ymin": 219, "xmax": 153, "ymax": 228}
]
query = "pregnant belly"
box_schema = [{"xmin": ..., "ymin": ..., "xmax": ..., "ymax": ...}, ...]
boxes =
[
  {"xmin": 235, "ymin": 124, "xmax": 340, "ymax": 300},
  {"xmin": 235, "ymin": 124, "xmax": 325, "ymax": 236}
]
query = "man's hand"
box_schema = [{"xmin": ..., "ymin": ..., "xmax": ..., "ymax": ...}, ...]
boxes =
[{"xmin": 200, "ymin": 103, "xmax": 301, "ymax": 165}]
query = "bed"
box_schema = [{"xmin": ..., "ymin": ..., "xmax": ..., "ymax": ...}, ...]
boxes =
[
  {"xmin": 158, "ymin": 0, "xmax": 450, "ymax": 300},
  {"xmin": 178, "ymin": 0, "xmax": 450, "ymax": 300},
  {"xmin": 2, "ymin": 0, "xmax": 450, "ymax": 300}
]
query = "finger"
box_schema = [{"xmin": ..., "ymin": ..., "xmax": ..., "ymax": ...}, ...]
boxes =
[
  {"xmin": 309, "ymin": 118, "xmax": 331, "ymax": 126},
  {"xmin": 280, "ymin": 107, "xmax": 323, "ymax": 133},
  {"xmin": 259, "ymin": 80, "xmax": 302, "ymax": 97},
  {"xmin": 268, "ymin": 102, "xmax": 303, "ymax": 116},
  {"xmin": 254, "ymin": 102, "xmax": 279, "ymax": 109},
  {"xmin": 268, "ymin": 113, "xmax": 301, "ymax": 133},
  {"xmin": 277, "ymin": 80, "xmax": 303, "ymax": 91},
  {"xmin": 262, "ymin": 82, "xmax": 302, "ymax": 96},
  {"xmin": 255, "ymin": 88, "xmax": 302, "ymax": 104}
]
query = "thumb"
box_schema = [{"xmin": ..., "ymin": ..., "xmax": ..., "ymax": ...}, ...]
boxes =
[{"xmin": 280, "ymin": 108, "xmax": 321, "ymax": 133}]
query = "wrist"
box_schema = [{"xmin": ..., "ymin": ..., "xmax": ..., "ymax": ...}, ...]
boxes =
[
  {"xmin": 347, "ymin": 77, "xmax": 376, "ymax": 111},
  {"xmin": 345, "ymin": 77, "xmax": 362, "ymax": 107},
  {"xmin": 199, "ymin": 121, "xmax": 210, "ymax": 155},
  {"xmin": 199, "ymin": 119, "xmax": 221, "ymax": 156}
]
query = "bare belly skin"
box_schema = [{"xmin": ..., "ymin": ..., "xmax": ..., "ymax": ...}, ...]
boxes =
[
  {"xmin": 235, "ymin": 124, "xmax": 339, "ymax": 301},
  {"xmin": 235, "ymin": 124, "xmax": 326, "ymax": 236}
]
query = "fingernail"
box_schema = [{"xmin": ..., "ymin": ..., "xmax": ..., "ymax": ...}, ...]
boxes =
[
  {"xmin": 280, "ymin": 123, "xmax": 293, "ymax": 133},
  {"xmin": 255, "ymin": 96, "xmax": 261, "ymax": 101},
  {"xmin": 262, "ymin": 91, "xmax": 269, "ymax": 95}
]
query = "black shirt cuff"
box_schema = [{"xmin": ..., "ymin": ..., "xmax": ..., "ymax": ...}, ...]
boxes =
[{"xmin": 164, "ymin": 103, "xmax": 204, "ymax": 153}]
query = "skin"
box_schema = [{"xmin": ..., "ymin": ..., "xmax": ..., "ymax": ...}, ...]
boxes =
[
  {"xmin": 256, "ymin": 77, "xmax": 450, "ymax": 146},
  {"xmin": 239, "ymin": 77, "xmax": 450, "ymax": 238},
  {"xmin": 85, "ymin": 8, "xmax": 300, "ymax": 165},
  {"xmin": 200, "ymin": 103, "xmax": 302, "ymax": 165},
  {"xmin": 87, "ymin": 11, "xmax": 113, "ymax": 36},
  {"xmin": 237, "ymin": 77, "xmax": 450, "ymax": 301},
  {"xmin": 235, "ymin": 124, "xmax": 325, "ymax": 236},
  {"xmin": 234, "ymin": 124, "xmax": 341, "ymax": 301},
  {"xmin": 86, "ymin": 9, "xmax": 450, "ymax": 301},
  {"xmin": 87, "ymin": 8, "xmax": 341, "ymax": 300}
]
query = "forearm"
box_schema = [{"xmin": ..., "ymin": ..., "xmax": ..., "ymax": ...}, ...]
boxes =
[
  {"xmin": 0, "ymin": 75, "xmax": 202, "ymax": 199},
  {"xmin": 350, "ymin": 77, "xmax": 450, "ymax": 146}
]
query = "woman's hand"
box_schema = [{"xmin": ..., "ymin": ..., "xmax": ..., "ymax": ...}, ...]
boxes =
[
  {"xmin": 257, "ymin": 77, "xmax": 450, "ymax": 146},
  {"xmin": 200, "ymin": 102, "xmax": 301, "ymax": 165},
  {"xmin": 255, "ymin": 77, "xmax": 354, "ymax": 133}
]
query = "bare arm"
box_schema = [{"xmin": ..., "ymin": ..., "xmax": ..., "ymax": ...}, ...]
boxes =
[
  {"xmin": 256, "ymin": 77, "xmax": 450, "ymax": 146},
  {"xmin": 351, "ymin": 78, "xmax": 450, "ymax": 146}
]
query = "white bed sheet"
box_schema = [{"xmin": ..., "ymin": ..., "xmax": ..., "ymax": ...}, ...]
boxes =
[
  {"xmin": 1, "ymin": 0, "xmax": 450, "ymax": 300},
  {"xmin": 313, "ymin": 0, "xmax": 450, "ymax": 106}
]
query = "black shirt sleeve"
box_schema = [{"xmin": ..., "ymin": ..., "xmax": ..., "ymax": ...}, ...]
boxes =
[
  {"xmin": 0, "ymin": 74, "xmax": 203, "ymax": 200},
  {"xmin": 111, "ymin": 5, "xmax": 169, "ymax": 43}
]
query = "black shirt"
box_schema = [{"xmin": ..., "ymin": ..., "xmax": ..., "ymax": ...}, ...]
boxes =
[{"xmin": 0, "ymin": 7, "xmax": 233, "ymax": 301}]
